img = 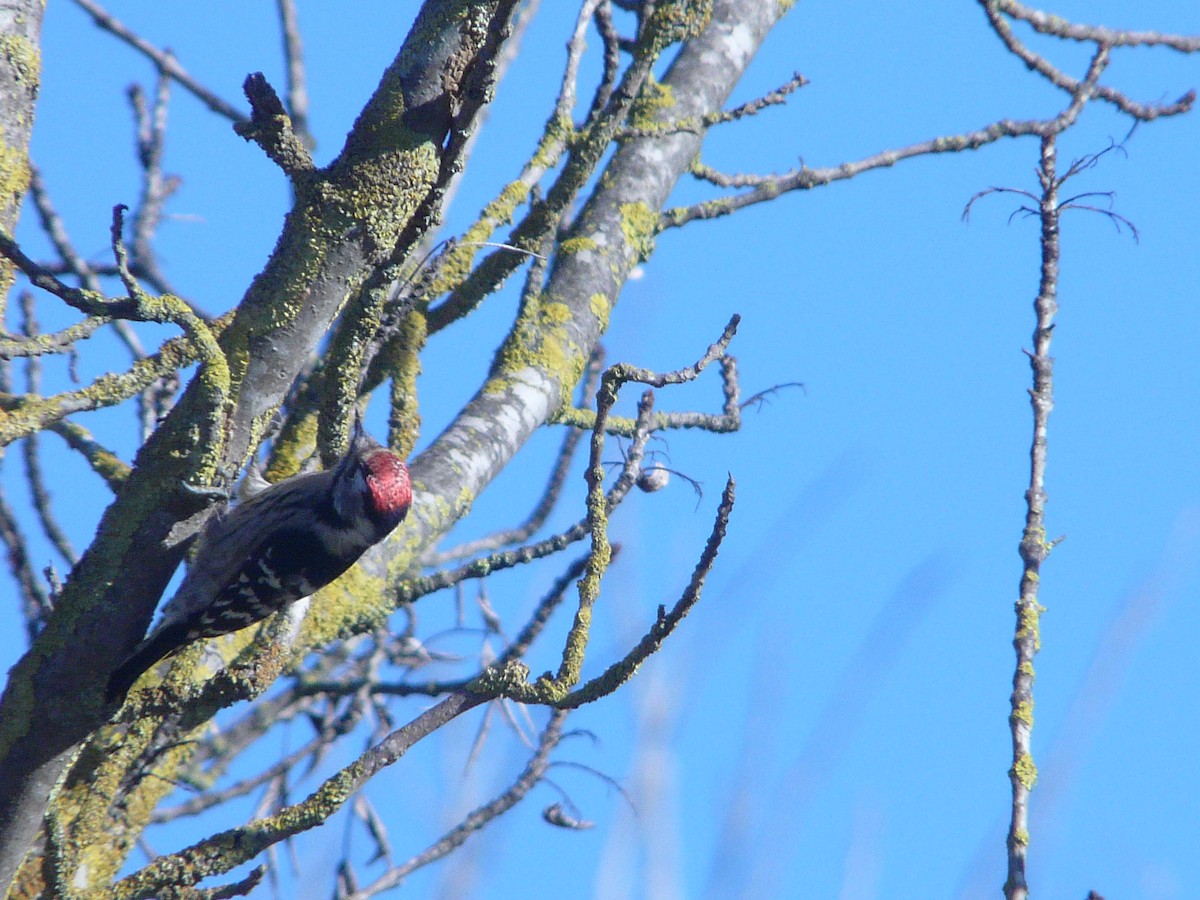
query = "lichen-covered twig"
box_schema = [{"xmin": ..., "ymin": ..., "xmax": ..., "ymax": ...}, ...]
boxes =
[
  {"xmin": 999, "ymin": 128, "xmax": 1061, "ymax": 900},
  {"xmin": 399, "ymin": 0, "xmax": 619, "ymax": 341},
  {"xmin": 622, "ymin": 71, "xmax": 808, "ymax": 139},
  {"xmin": 341, "ymin": 711, "xmax": 568, "ymax": 899},
  {"xmin": 558, "ymin": 474, "xmax": 733, "ymax": 708},
  {"xmin": 425, "ymin": 0, "xmax": 677, "ymax": 336},
  {"xmin": 557, "ymin": 348, "xmax": 741, "ymax": 436},
  {"xmin": 992, "ymin": 0, "xmax": 1200, "ymax": 56},
  {"xmin": 954, "ymin": 40, "xmax": 1118, "ymax": 900},
  {"xmin": 46, "ymin": 419, "xmax": 130, "ymax": 490},
  {"xmin": 395, "ymin": 386, "xmax": 657, "ymax": 609},
  {"xmin": 26, "ymin": 164, "xmax": 147, "ymax": 360},
  {"xmin": 233, "ymin": 73, "xmax": 315, "ymax": 181},
  {"xmin": 469, "ymin": 317, "xmax": 740, "ymax": 708},
  {"xmin": 956, "ymin": 43, "xmax": 1114, "ymax": 900},
  {"xmin": 109, "ymin": 691, "xmax": 486, "ymax": 899},
  {"xmin": 150, "ymin": 701, "xmax": 363, "ymax": 823},
  {"xmin": 663, "ymin": 8, "xmax": 1196, "ymax": 232},
  {"xmin": 979, "ymin": 1, "xmax": 1195, "ymax": 121},
  {"xmin": 0, "ymin": 297, "xmax": 230, "ymax": 448}
]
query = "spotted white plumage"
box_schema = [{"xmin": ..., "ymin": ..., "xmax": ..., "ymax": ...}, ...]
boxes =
[{"xmin": 107, "ymin": 432, "xmax": 412, "ymax": 701}]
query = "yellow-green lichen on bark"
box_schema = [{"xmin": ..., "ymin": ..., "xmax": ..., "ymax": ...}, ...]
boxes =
[
  {"xmin": 628, "ymin": 75, "xmax": 676, "ymax": 130},
  {"xmin": 0, "ymin": 32, "xmax": 42, "ymax": 91},
  {"xmin": 46, "ymin": 636, "xmax": 230, "ymax": 891},
  {"xmin": 295, "ymin": 562, "xmax": 395, "ymax": 652},
  {"xmin": 1014, "ymin": 598, "xmax": 1046, "ymax": 656},
  {"xmin": 264, "ymin": 410, "xmax": 318, "ymax": 482},
  {"xmin": 226, "ymin": 133, "xmax": 433, "ymax": 363},
  {"xmin": 620, "ymin": 201, "xmax": 659, "ymax": 263},
  {"xmin": 51, "ymin": 706, "xmax": 201, "ymax": 889},
  {"xmin": 589, "ymin": 292, "xmax": 611, "ymax": 332},
  {"xmin": 532, "ymin": 114, "xmax": 574, "ymax": 169},
  {"xmin": 0, "ymin": 135, "xmax": 30, "ymax": 301},
  {"xmin": 427, "ymin": 180, "xmax": 532, "ymax": 298},
  {"xmin": 0, "ymin": 494, "xmax": 195, "ymax": 753},
  {"xmin": 316, "ymin": 285, "xmax": 397, "ymax": 463},
  {"xmin": 324, "ymin": 140, "xmax": 439, "ymax": 254},
  {"xmin": 486, "ymin": 298, "xmax": 586, "ymax": 404},
  {"xmin": 641, "ymin": 0, "xmax": 712, "ymax": 54},
  {"xmin": 52, "ymin": 613, "xmax": 309, "ymax": 891},
  {"xmin": 559, "ymin": 236, "xmax": 598, "ymax": 256},
  {"xmin": 1014, "ymin": 599, "xmax": 1043, "ymax": 640},
  {"xmin": 469, "ymin": 660, "xmax": 532, "ymax": 697},
  {"xmin": 82, "ymin": 449, "xmax": 129, "ymax": 488},
  {"xmin": 388, "ymin": 308, "xmax": 426, "ymax": 458},
  {"xmin": 0, "ymin": 133, "xmax": 31, "ymax": 207},
  {"xmin": 545, "ymin": 605, "xmax": 595, "ymax": 699},
  {"xmin": 1011, "ymin": 752, "xmax": 1038, "ymax": 789},
  {"xmin": 1011, "ymin": 699, "xmax": 1034, "ymax": 727}
]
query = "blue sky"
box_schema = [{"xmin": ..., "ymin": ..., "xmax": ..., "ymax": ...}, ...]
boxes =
[{"xmin": 4, "ymin": 2, "xmax": 1200, "ymax": 898}]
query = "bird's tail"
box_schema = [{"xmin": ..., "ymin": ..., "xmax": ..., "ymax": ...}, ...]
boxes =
[{"xmin": 105, "ymin": 623, "xmax": 190, "ymax": 703}]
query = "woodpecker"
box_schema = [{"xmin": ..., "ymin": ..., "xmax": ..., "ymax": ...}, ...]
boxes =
[{"xmin": 106, "ymin": 431, "xmax": 413, "ymax": 702}]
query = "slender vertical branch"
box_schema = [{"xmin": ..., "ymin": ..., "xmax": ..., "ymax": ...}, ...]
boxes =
[
  {"xmin": 1005, "ymin": 131, "xmax": 1060, "ymax": 900},
  {"xmin": 19, "ymin": 294, "xmax": 77, "ymax": 568},
  {"xmin": 274, "ymin": 0, "xmax": 313, "ymax": 150}
]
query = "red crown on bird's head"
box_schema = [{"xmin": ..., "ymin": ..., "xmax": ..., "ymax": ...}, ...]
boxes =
[{"xmin": 361, "ymin": 448, "xmax": 412, "ymax": 529}]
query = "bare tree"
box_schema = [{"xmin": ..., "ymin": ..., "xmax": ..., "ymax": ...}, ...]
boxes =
[{"xmin": 0, "ymin": 1, "xmax": 1196, "ymax": 898}]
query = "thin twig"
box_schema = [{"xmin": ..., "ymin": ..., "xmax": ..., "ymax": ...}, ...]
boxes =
[
  {"xmin": 151, "ymin": 703, "xmax": 362, "ymax": 823},
  {"xmin": 558, "ymin": 475, "xmax": 734, "ymax": 708},
  {"xmin": 557, "ymin": 0, "xmax": 606, "ymax": 124},
  {"xmin": 27, "ymin": 164, "xmax": 147, "ymax": 360},
  {"xmin": 468, "ymin": 317, "xmax": 741, "ymax": 708},
  {"xmin": 112, "ymin": 692, "xmax": 487, "ymax": 898},
  {"xmin": 274, "ymin": 0, "xmax": 313, "ymax": 149},
  {"xmin": 589, "ymin": 1, "xmax": 621, "ymax": 117},
  {"xmin": 556, "ymin": 353, "xmax": 741, "ymax": 437},
  {"xmin": 70, "ymin": 0, "xmax": 248, "ymax": 124},
  {"xmin": 622, "ymin": 71, "xmax": 808, "ymax": 139},
  {"xmin": 995, "ymin": 0, "xmax": 1200, "ymax": 52},
  {"xmin": 1003, "ymin": 129, "xmax": 1062, "ymax": 900},
  {"xmin": 664, "ymin": 19, "xmax": 1190, "ymax": 232},
  {"xmin": 343, "ymin": 711, "xmax": 568, "ymax": 899},
  {"xmin": 0, "ymin": 480, "xmax": 49, "ymax": 641},
  {"xmin": 427, "ymin": 7, "xmax": 666, "ymax": 335},
  {"xmin": 127, "ymin": 73, "xmax": 185, "ymax": 302},
  {"xmin": 19, "ymin": 295, "xmax": 77, "ymax": 566},
  {"xmin": 981, "ymin": 0, "xmax": 1195, "ymax": 121}
]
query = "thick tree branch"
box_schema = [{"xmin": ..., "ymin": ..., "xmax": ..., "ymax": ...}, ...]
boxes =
[
  {"xmin": 0, "ymin": 0, "xmax": 43, "ymax": 321},
  {"xmin": 0, "ymin": 1, "xmax": 522, "ymax": 889}
]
